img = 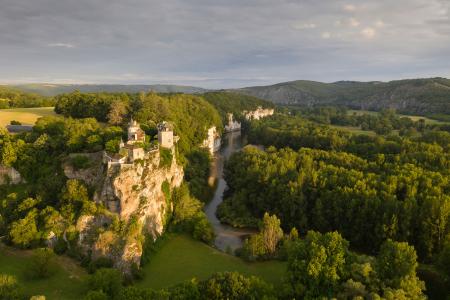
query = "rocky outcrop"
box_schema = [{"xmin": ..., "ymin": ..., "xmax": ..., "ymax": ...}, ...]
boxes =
[
  {"xmin": 224, "ymin": 113, "xmax": 242, "ymax": 133},
  {"xmin": 202, "ymin": 126, "xmax": 221, "ymax": 153},
  {"xmin": 243, "ymin": 107, "xmax": 274, "ymax": 120},
  {"xmin": 0, "ymin": 165, "xmax": 22, "ymax": 185},
  {"xmin": 67, "ymin": 148, "xmax": 183, "ymax": 272}
]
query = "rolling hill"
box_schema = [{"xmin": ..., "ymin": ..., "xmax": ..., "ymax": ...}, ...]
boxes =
[
  {"xmin": 233, "ymin": 77, "xmax": 450, "ymax": 115},
  {"xmin": 12, "ymin": 84, "xmax": 207, "ymax": 96}
]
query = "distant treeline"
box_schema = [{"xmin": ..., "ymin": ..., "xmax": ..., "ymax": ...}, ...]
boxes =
[{"xmin": 0, "ymin": 86, "xmax": 55, "ymax": 108}]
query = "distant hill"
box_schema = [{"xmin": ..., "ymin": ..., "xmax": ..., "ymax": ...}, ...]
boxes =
[
  {"xmin": 233, "ymin": 78, "xmax": 450, "ymax": 115},
  {"xmin": 12, "ymin": 84, "xmax": 208, "ymax": 96}
]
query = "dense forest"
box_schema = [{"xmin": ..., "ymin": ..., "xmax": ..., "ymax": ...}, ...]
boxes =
[
  {"xmin": 1, "ymin": 90, "xmax": 449, "ymax": 299},
  {"xmin": 218, "ymin": 111, "xmax": 450, "ymax": 297},
  {"xmin": 203, "ymin": 91, "xmax": 274, "ymax": 123},
  {"xmin": 0, "ymin": 86, "xmax": 54, "ymax": 108}
]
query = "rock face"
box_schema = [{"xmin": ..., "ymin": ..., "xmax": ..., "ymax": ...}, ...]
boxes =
[
  {"xmin": 0, "ymin": 165, "xmax": 22, "ymax": 185},
  {"xmin": 202, "ymin": 126, "xmax": 221, "ymax": 153},
  {"xmin": 67, "ymin": 148, "xmax": 183, "ymax": 272},
  {"xmin": 243, "ymin": 107, "xmax": 274, "ymax": 120},
  {"xmin": 98, "ymin": 149, "xmax": 183, "ymax": 235}
]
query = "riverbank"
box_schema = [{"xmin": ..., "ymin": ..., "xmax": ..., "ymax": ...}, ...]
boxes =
[{"xmin": 204, "ymin": 131, "xmax": 256, "ymax": 251}]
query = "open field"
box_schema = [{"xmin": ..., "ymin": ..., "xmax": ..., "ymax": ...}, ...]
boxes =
[
  {"xmin": 0, "ymin": 107, "xmax": 56, "ymax": 128},
  {"xmin": 0, "ymin": 244, "xmax": 88, "ymax": 300},
  {"xmin": 137, "ymin": 234, "xmax": 287, "ymax": 290},
  {"xmin": 1, "ymin": 234, "xmax": 286, "ymax": 298},
  {"xmin": 329, "ymin": 124, "xmax": 377, "ymax": 136},
  {"xmin": 348, "ymin": 109, "xmax": 448, "ymax": 125}
]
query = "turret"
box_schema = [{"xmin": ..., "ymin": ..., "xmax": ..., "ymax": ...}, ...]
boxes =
[{"xmin": 158, "ymin": 121, "xmax": 175, "ymax": 148}]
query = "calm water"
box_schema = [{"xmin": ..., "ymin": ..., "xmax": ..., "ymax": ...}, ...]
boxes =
[{"xmin": 204, "ymin": 131, "xmax": 255, "ymax": 251}]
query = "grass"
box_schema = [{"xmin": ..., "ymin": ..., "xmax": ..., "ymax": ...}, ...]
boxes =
[
  {"xmin": 137, "ymin": 234, "xmax": 287, "ymax": 290},
  {"xmin": 329, "ymin": 124, "xmax": 376, "ymax": 136},
  {"xmin": 0, "ymin": 107, "xmax": 56, "ymax": 128},
  {"xmin": 0, "ymin": 244, "xmax": 88, "ymax": 300},
  {"xmin": 348, "ymin": 109, "xmax": 448, "ymax": 125}
]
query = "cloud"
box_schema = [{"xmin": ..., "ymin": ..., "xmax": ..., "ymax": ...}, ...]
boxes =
[
  {"xmin": 349, "ymin": 18, "xmax": 360, "ymax": 27},
  {"xmin": 47, "ymin": 43, "xmax": 74, "ymax": 48},
  {"xmin": 375, "ymin": 20, "xmax": 385, "ymax": 28},
  {"xmin": 361, "ymin": 27, "xmax": 376, "ymax": 38},
  {"xmin": 0, "ymin": 0, "xmax": 449, "ymax": 88},
  {"xmin": 292, "ymin": 23, "xmax": 316, "ymax": 30},
  {"xmin": 321, "ymin": 32, "xmax": 332, "ymax": 39},
  {"xmin": 343, "ymin": 4, "xmax": 356, "ymax": 12}
]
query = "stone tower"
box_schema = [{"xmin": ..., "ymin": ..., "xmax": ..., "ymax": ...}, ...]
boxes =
[
  {"xmin": 157, "ymin": 121, "xmax": 174, "ymax": 148},
  {"xmin": 127, "ymin": 118, "xmax": 145, "ymax": 144}
]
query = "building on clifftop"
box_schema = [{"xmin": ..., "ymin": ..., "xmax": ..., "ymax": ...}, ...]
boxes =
[
  {"xmin": 127, "ymin": 118, "xmax": 146, "ymax": 144},
  {"xmin": 157, "ymin": 121, "xmax": 179, "ymax": 148}
]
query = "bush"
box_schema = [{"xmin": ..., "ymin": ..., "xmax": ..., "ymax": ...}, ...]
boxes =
[
  {"xmin": 10, "ymin": 120, "xmax": 21, "ymax": 125},
  {"xmin": 88, "ymin": 257, "xmax": 114, "ymax": 274},
  {"xmin": 84, "ymin": 290, "xmax": 108, "ymax": 300},
  {"xmin": 159, "ymin": 147, "xmax": 173, "ymax": 168},
  {"xmin": 192, "ymin": 214, "xmax": 215, "ymax": 244},
  {"xmin": 26, "ymin": 248, "xmax": 57, "ymax": 279},
  {"xmin": 130, "ymin": 263, "xmax": 145, "ymax": 281},
  {"xmin": 71, "ymin": 155, "xmax": 91, "ymax": 170},
  {"xmin": 88, "ymin": 268, "xmax": 123, "ymax": 298},
  {"xmin": 0, "ymin": 274, "xmax": 22, "ymax": 300},
  {"xmin": 53, "ymin": 238, "xmax": 68, "ymax": 255}
]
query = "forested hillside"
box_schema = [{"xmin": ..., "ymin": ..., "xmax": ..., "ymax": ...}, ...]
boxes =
[
  {"xmin": 0, "ymin": 86, "xmax": 54, "ymax": 108},
  {"xmin": 234, "ymin": 77, "xmax": 450, "ymax": 116},
  {"xmin": 202, "ymin": 91, "xmax": 274, "ymax": 123},
  {"xmin": 12, "ymin": 84, "xmax": 207, "ymax": 96}
]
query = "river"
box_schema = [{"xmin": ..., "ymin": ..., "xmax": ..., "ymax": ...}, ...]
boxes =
[{"xmin": 204, "ymin": 130, "xmax": 255, "ymax": 251}]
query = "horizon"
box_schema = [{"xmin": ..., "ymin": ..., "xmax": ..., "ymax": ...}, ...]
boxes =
[
  {"xmin": 2, "ymin": 75, "xmax": 449, "ymax": 90},
  {"xmin": 1, "ymin": 0, "xmax": 450, "ymax": 89}
]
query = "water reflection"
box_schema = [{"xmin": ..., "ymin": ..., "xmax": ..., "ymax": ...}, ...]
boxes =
[{"xmin": 204, "ymin": 131, "xmax": 255, "ymax": 251}]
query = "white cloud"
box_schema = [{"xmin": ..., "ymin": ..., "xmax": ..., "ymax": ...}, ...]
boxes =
[
  {"xmin": 292, "ymin": 23, "xmax": 317, "ymax": 30},
  {"xmin": 47, "ymin": 43, "xmax": 74, "ymax": 48},
  {"xmin": 375, "ymin": 20, "xmax": 385, "ymax": 28},
  {"xmin": 349, "ymin": 18, "xmax": 360, "ymax": 27},
  {"xmin": 321, "ymin": 32, "xmax": 332, "ymax": 39},
  {"xmin": 361, "ymin": 27, "xmax": 376, "ymax": 38},
  {"xmin": 343, "ymin": 4, "xmax": 356, "ymax": 12}
]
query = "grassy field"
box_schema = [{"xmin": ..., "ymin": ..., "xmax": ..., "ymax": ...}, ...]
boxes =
[
  {"xmin": 348, "ymin": 109, "xmax": 447, "ymax": 125},
  {"xmin": 329, "ymin": 124, "xmax": 376, "ymax": 136},
  {"xmin": 0, "ymin": 244, "xmax": 88, "ymax": 300},
  {"xmin": 0, "ymin": 107, "xmax": 56, "ymax": 128},
  {"xmin": 1, "ymin": 234, "xmax": 286, "ymax": 298},
  {"xmin": 137, "ymin": 234, "xmax": 287, "ymax": 290}
]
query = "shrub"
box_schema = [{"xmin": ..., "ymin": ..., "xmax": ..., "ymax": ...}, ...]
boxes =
[
  {"xmin": 26, "ymin": 248, "xmax": 57, "ymax": 279},
  {"xmin": 10, "ymin": 120, "xmax": 21, "ymax": 125},
  {"xmin": 88, "ymin": 257, "xmax": 114, "ymax": 274},
  {"xmin": 71, "ymin": 155, "xmax": 91, "ymax": 170},
  {"xmin": 88, "ymin": 268, "xmax": 123, "ymax": 298},
  {"xmin": 0, "ymin": 274, "xmax": 22, "ymax": 300},
  {"xmin": 84, "ymin": 290, "xmax": 108, "ymax": 300},
  {"xmin": 159, "ymin": 147, "xmax": 173, "ymax": 168}
]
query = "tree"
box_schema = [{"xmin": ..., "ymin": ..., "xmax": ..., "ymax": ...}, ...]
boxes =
[
  {"xmin": 0, "ymin": 274, "xmax": 22, "ymax": 300},
  {"xmin": 88, "ymin": 268, "xmax": 123, "ymax": 298},
  {"xmin": 261, "ymin": 213, "xmax": 284, "ymax": 255},
  {"xmin": 26, "ymin": 248, "xmax": 57, "ymax": 279},
  {"xmin": 286, "ymin": 231, "xmax": 349, "ymax": 299},
  {"xmin": 9, "ymin": 210, "xmax": 39, "ymax": 248},
  {"xmin": 107, "ymin": 100, "xmax": 127, "ymax": 125}
]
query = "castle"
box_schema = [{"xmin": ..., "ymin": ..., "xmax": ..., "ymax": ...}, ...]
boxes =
[{"xmin": 103, "ymin": 119, "xmax": 178, "ymax": 167}]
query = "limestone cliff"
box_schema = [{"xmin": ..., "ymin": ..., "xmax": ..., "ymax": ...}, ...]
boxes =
[{"xmin": 65, "ymin": 148, "xmax": 183, "ymax": 271}]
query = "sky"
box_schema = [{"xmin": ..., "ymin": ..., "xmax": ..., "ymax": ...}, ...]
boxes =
[{"xmin": 0, "ymin": 0, "xmax": 449, "ymax": 89}]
